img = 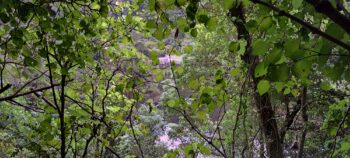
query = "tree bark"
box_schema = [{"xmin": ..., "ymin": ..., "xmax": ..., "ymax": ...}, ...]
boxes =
[
  {"xmin": 297, "ymin": 87, "xmax": 308, "ymax": 158},
  {"xmin": 305, "ymin": 0, "xmax": 350, "ymax": 34},
  {"xmin": 250, "ymin": 0, "xmax": 350, "ymax": 51},
  {"xmin": 60, "ymin": 74, "xmax": 66, "ymax": 158},
  {"xmin": 229, "ymin": 4, "xmax": 283, "ymax": 158}
]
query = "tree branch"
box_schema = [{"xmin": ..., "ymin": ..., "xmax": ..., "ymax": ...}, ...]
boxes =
[
  {"xmin": 330, "ymin": 106, "xmax": 350, "ymax": 157},
  {"xmin": 6, "ymin": 99, "xmax": 44, "ymax": 113},
  {"xmin": 305, "ymin": 0, "xmax": 350, "ymax": 34},
  {"xmin": 0, "ymin": 84, "xmax": 11, "ymax": 94},
  {"xmin": 129, "ymin": 102, "xmax": 144, "ymax": 158},
  {"xmin": 166, "ymin": 44, "xmax": 227, "ymax": 157},
  {"xmin": 0, "ymin": 84, "xmax": 60, "ymax": 102},
  {"xmin": 96, "ymin": 138, "xmax": 121, "ymax": 158},
  {"xmin": 250, "ymin": 0, "xmax": 350, "ymax": 51}
]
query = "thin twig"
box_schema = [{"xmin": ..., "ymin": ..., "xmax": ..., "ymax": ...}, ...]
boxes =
[
  {"xmin": 329, "ymin": 106, "xmax": 350, "ymax": 157},
  {"xmin": 0, "ymin": 84, "xmax": 61, "ymax": 102},
  {"xmin": 129, "ymin": 101, "xmax": 144, "ymax": 158},
  {"xmin": 250, "ymin": 0, "xmax": 350, "ymax": 51}
]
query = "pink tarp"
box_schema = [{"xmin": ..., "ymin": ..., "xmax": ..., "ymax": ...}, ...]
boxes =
[{"xmin": 158, "ymin": 55, "xmax": 183, "ymax": 65}]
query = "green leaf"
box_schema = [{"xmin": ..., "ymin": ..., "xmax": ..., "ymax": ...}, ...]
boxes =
[
  {"xmin": 284, "ymin": 38, "xmax": 300, "ymax": 57},
  {"xmin": 186, "ymin": 2, "xmax": 198, "ymax": 21},
  {"xmin": 190, "ymin": 28, "xmax": 198, "ymax": 37},
  {"xmin": 292, "ymin": 60, "xmax": 311, "ymax": 79},
  {"xmin": 320, "ymin": 81, "xmax": 332, "ymax": 91},
  {"xmin": 99, "ymin": 5, "xmax": 109, "ymax": 17},
  {"xmin": 238, "ymin": 40, "xmax": 247, "ymax": 54},
  {"xmin": 158, "ymin": 42, "xmax": 166, "ymax": 50},
  {"xmin": 137, "ymin": 0, "xmax": 144, "ymax": 4},
  {"xmin": 326, "ymin": 23, "xmax": 344, "ymax": 40},
  {"xmin": 196, "ymin": 110, "xmax": 207, "ymax": 120},
  {"xmin": 149, "ymin": 0, "xmax": 156, "ymax": 11},
  {"xmin": 188, "ymin": 79, "xmax": 199, "ymax": 89},
  {"xmin": 292, "ymin": 0, "xmax": 302, "ymax": 9},
  {"xmin": 156, "ymin": 73, "xmax": 163, "ymax": 81},
  {"xmin": 184, "ymin": 144, "xmax": 195, "ymax": 157},
  {"xmin": 283, "ymin": 87, "xmax": 291, "ymax": 95},
  {"xmin": 291, "ymin": 89, "xmax": 299, "ymax": 97},
  {"xmin": 125, "ymin": 155, "xmax": 136, "ymax": 158},
  {"xmin": 90, "ymin": 2, "xmax": 101, "ymax": 10},
  {"xmin": 257, "ymin": 80, "xmax": 270, "ymax": 95},
  {"xmin": 23, "ymin": 56, "xmax": 38, "ymax": 67},
  {"xmin": 177, "ymin": 0, "xmax": 187, "ymax": 6},
  {"xmin": 229, "ymin": 41, "xmax": 239, "ymax": 52},
  {"xmin": 153, "ymin": 30, "xmax": 164, "ymax": 40},
  {"xmin": 176, "ymin": 18, "xmax": 188, "ymax": 32},
  {"xmin": 246, "ymin": 20, "xmax": 258, "ymax": 32},
  {"xmin": 230, "ymin": 68, "xmax": 241, "ymax": 77},
  {"xmin": 107, "ymin": 106, "xmax": 121, "ymax": 113},
  {"xmin": 200, "ymin": 92, "xmax": 212, "ymax": 105},
  {"xmin": 146, "ymin": 20, "xmax": 157, "ymax": 29},
  {"xmin": 176, "ymin": 66, "xmax": 184, "ymax": 74},
  {"xmin": 197, "ymin": 14, "xmax": 209, "ymax": 24},
  {"xmin": 165, "ymin": 0, "xmax": 175, "ymax": 6},
  {"xmin": 167, "ymin": 99, "xmax": 178, "ymax": 107},
  {"xmin": 150, "ymin": 51, "xmax": 159, "ymax": 65},
  {"xmin": 275, "ymin": 82, "xmax": 284, "ymax": 93},
  {"xmin": 222, "ymin": 0, "xmax": 235, "ymax": 10},
  {"xmin": 199, "ymin": 143, "xmax": 211, "ymax": 155},
  {"xmin": 184, "ymin": 45, "xmax": 193, "ymax": 53},
  {"xmin": 288, "ymin": 49, "xmax": 305, "ymax": 60},
  {"xmin": 0, "ymin": 12, "xmax": 10, "ymax": 23},
  {"xmin": 205, "ymin": 17, "xmax": 218, "ymax": 31},
  {"xmin": 163, "ymin": 152, "xmax": 178, "ymax": 158},
  {"xmin": 322, "ymin": 63, "xmax": 344, "ymax": 81},
  {"xmin": 344, "ymin": 69, "xmax": 350, "ymax": 82},
  {"xmin": 339, "ymin": 142, "xmax": 350, "ymax": 152},
  {"xmin": 268, "ymin": 63, "xmax": 289, "ymax": 82},
  {"xmin": 265, "ymin": 48, "xmax": 282, "ymax": 64},
  {"xmin": 275, "ymin": 55, "xmax": 288, "ymax": 65},
  {"xmin": 254, "ymin": 62, "xmax": 268, "ymax": 78},
  {"xmin": 61, "ymin": 68, "xmax": 69, "ymax": 75},
  {"xmin": 252, "ymin": 39, "xmax": 269, "ymax": 55},
  {"xmin": 260, "ymin": 17, "xmax": 273, "ymax": 30}
]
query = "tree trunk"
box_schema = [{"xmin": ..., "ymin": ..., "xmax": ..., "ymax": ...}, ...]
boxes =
[
  {"xmin": 229, "ymin": 4, "xmax": 283, "ymax": 158},
  {"xmin": 297, "ymin": 87, "xmax": 308, "ymax": 158},
  {"xmin": 60, "ymin": 75, "xmax": 66, "ymax": 158}
]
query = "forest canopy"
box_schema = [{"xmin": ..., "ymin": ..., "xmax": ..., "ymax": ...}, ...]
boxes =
[{"xmin": 1, "ymin": 0, "xmax": 350, "ymax": 157}]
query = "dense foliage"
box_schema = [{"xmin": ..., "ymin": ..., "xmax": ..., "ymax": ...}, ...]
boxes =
[{"xmin": 1, "ymin": 0, "xmax": 350, "ymax": 157}]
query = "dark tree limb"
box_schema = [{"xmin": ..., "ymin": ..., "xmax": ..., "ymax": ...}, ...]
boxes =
[
  {"xmin": 6, "ymin": 99, "xmax": 44, "ymax": 113},
  {"xmin": 0, "ymin": 84, "xmax": 60, "ymax": 102},
  {"xmin": 0, "ymin": 50, "xmax": 7, "ymax": 88},
  {"xmin": 96, "ymin": 138, "xmax": 121, "ymax": 158},
  {"xmin": 305, "ymin": 0, "xmax": 350, "ymax": 34},
  {"xmin": 60, "ymin": 74, "xmax": 67, "ymax": 158},
  {"xmin": 231, "ymin": 75, "xmax": 248, "ymax": 156},
  {"xmin": 250, "ymin": 0, "xmax": 350, "ymax": 51},
  {"xmin": 82, "ymin": 125, "xmax": 99, "ymax": 158},
  {"xmin": 297, "ymin": 87, "xmax": 308, "ymax": 158},
  {"xmin": 0, "ymin": 84, "xmax": 11, "ymax": 94},
  {"xmin": 330, "ymin": 106, "xmax": 350, "ymax": 157},
  {"xmin": 101, "ymin": 67, "xmax": 119, "ymax": 119},
  {"xmin": 181, "ymin": 110, "xmax": 228, "ymax": 158},
  {"xmin": 129, "ymin": 102, "xmax": 144, "ymax": 158},
  {"xmin": 45, "ymin": 42, "xmax": 60, "ymax": 114},
  {"xmin": 34, "ymin": 91, "xmax": 58, "ymax": 110},
  {"xmin": 280, "ymin": 93, "xmax": 303, "ymax": 142},
  {"xmin": 229, "ymin": 3, "xmax": 283, "ymax": 157},
  {"xmin": 13, "ymin": 71, "xmax": 47, "ymax": 95},
  {"xmin": 166, "ymin": 44, "xmax": 228, "ymax": 158},
  {"xmin": 209, "ymin": 100, "xmax": 227, "ymax": 155}
]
